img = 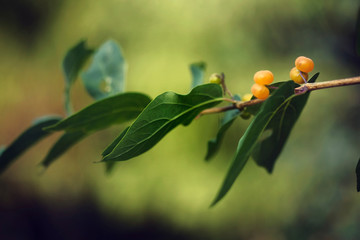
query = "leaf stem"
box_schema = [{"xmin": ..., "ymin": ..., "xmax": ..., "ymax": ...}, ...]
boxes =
[{"xmin": 198, "ymin": 75, "xmax": 360, "ymax": 117}]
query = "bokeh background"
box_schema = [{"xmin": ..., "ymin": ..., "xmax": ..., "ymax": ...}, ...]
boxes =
[{"xmin": 1, "ymin": 0, "xmax": 360, "ymax": 239}]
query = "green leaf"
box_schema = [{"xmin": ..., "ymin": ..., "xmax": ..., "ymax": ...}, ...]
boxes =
[
  {"xmin": 356, "ymin": 158, "xmax": 360, "ymax": 192},
  {"xmin": 190, "ymin": 62, "xmax": 206, "ymax": 88},
  {"xmin": 42, "ymin": 93, "xmax": 150, "ymax": 168},
  {"xmin": 252, "ymin": 73, "xmax": 319, "ymax": 173},
  {"xmin": 211, "ymin": 82, "xmax": 296, "ymax": 206},
  {"xmin": 0, "ymin": 116, "xmax": 62, "ymax": 174},
  {"xmin": 205, "ymin": 95, "xmax": 241, "ymax": 161},
  {"xmin": 45, "ymin": 92, "xmax": 151, "ymax": 133},
  {"xmin": 41, "ymin": 131, "xmax": 87, "ymax": 168},
  {"xmin": 63, "ymin": 40, "xmax": 94, "ymax": 115},
  {"xmin": 103, "ymin": 127, "xmax": 130, "ymax": 174},
  {"xmin": 102, "ymin": 127, "xmax": 130, "ymax": 157},
  {"xmin": 102, "ymin": 84, "xmax": 223, "ymax": 162},
  {"xmin": 82, "ymin": 40, "xmax": 127, "ymax": 100}
]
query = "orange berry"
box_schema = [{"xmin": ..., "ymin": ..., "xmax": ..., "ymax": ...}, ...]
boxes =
[
  {"xmin": 251, "ymin": 83, "xmax": 270, "ymax": 100},
  {"xmin": 295, "ymin": 56, "xmax": 314, "ymax": 73},
  {"xmin": 253, "ymin": 70, "xmax": 274, "ymax": 85},
  {"xmin": 290, "ymin": 67, "xmax": 308, "ymax": 84}
]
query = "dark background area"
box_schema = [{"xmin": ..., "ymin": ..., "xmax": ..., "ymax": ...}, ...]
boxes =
[{"xmin": 0, "ymin": 0, "xmax": 359, "ymax": 239}]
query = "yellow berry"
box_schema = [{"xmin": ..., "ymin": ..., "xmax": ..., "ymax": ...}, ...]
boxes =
[
  {"xmin": 290, "ymin": 67, "xmax": 308, "ymax": 84},
  {"xmin": 253, "ymin": 70, "xmax": 274, "ymax": 85},
  {"xmin": 295, "ymin": 56, "xmax": 314, "ymax": 73},
  {"xmin": 242, "ymin": 93, "xmax": 253, "ymax": 102},
  {"xmin": 209, "ymin": 73, "xmax": 222, "ymax": 84},
  {"xmin": 251, "ymin": 83, "xmax": 270, "ymax": 100}
]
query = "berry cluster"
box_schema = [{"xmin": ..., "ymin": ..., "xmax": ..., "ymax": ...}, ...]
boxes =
[
  {"xmin": 251, "ymin": 70, "xmax": 273, "ymax": 100},
  {"xmin": 290, "ymin": 56, "xmax": 314, "ymax": 84},
  {"xmin": 209, "ymin": 56, "xmax": 314, "ymax": 101}
]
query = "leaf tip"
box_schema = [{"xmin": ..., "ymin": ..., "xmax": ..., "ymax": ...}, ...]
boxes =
[{"xmin": 209, "ymin": 196, "xmax": 221, "ymax": 208}]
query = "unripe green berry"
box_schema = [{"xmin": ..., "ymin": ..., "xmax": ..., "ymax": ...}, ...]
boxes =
[{"xmin": 209, "ymin": 73, "xmax": 222, "ymax": 84}]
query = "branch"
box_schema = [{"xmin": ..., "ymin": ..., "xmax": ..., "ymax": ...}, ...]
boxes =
[
  {"xmin": 295, "ymin": 76, "xmax": 360, "ymax": 94},
  {"xmin": 198, "ymin": 75, "xmax": 360, "ymax": 117},
  {"xmin": 196, "ymin": 105, "xmax": 236, "ymax": 118}
]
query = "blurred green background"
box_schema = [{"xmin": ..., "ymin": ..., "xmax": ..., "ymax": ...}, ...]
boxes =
[{"xmin": 1, "ymin": 0, "xmax": 360, "ymax": 239}]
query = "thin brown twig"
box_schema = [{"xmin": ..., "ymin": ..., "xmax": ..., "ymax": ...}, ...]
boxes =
[
  {"xmin": 295, "ymin": 76, "xmax": 360, "ymax": 94},
  {"xmin": 196, "ymin": 105, "xmax": 236, "ymax": 118},
  {"xmin": 197, "ymin": 75, "xmax": 360, "ymax": 117},
  {"xmin": 235, "ymin": 98, "xmax": 265, "ymax": 110}
]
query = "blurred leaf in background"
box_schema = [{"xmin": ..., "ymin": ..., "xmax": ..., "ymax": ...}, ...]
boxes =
[
  {"xmin": 82, "ymin": 40, "xmax": 127, "ymax": 100},
  {"xmin": 190, "ymin": 62, "xmax": 206, "ymax": 88}
]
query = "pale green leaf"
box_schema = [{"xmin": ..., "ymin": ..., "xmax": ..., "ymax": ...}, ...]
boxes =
[
  {"xmin": 190, "ymin": 62, "xmax": 206, "ymax": 88},
  {"xmin": 82, "ymin": 40, "xmax": 127, "ymax": 100}
]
